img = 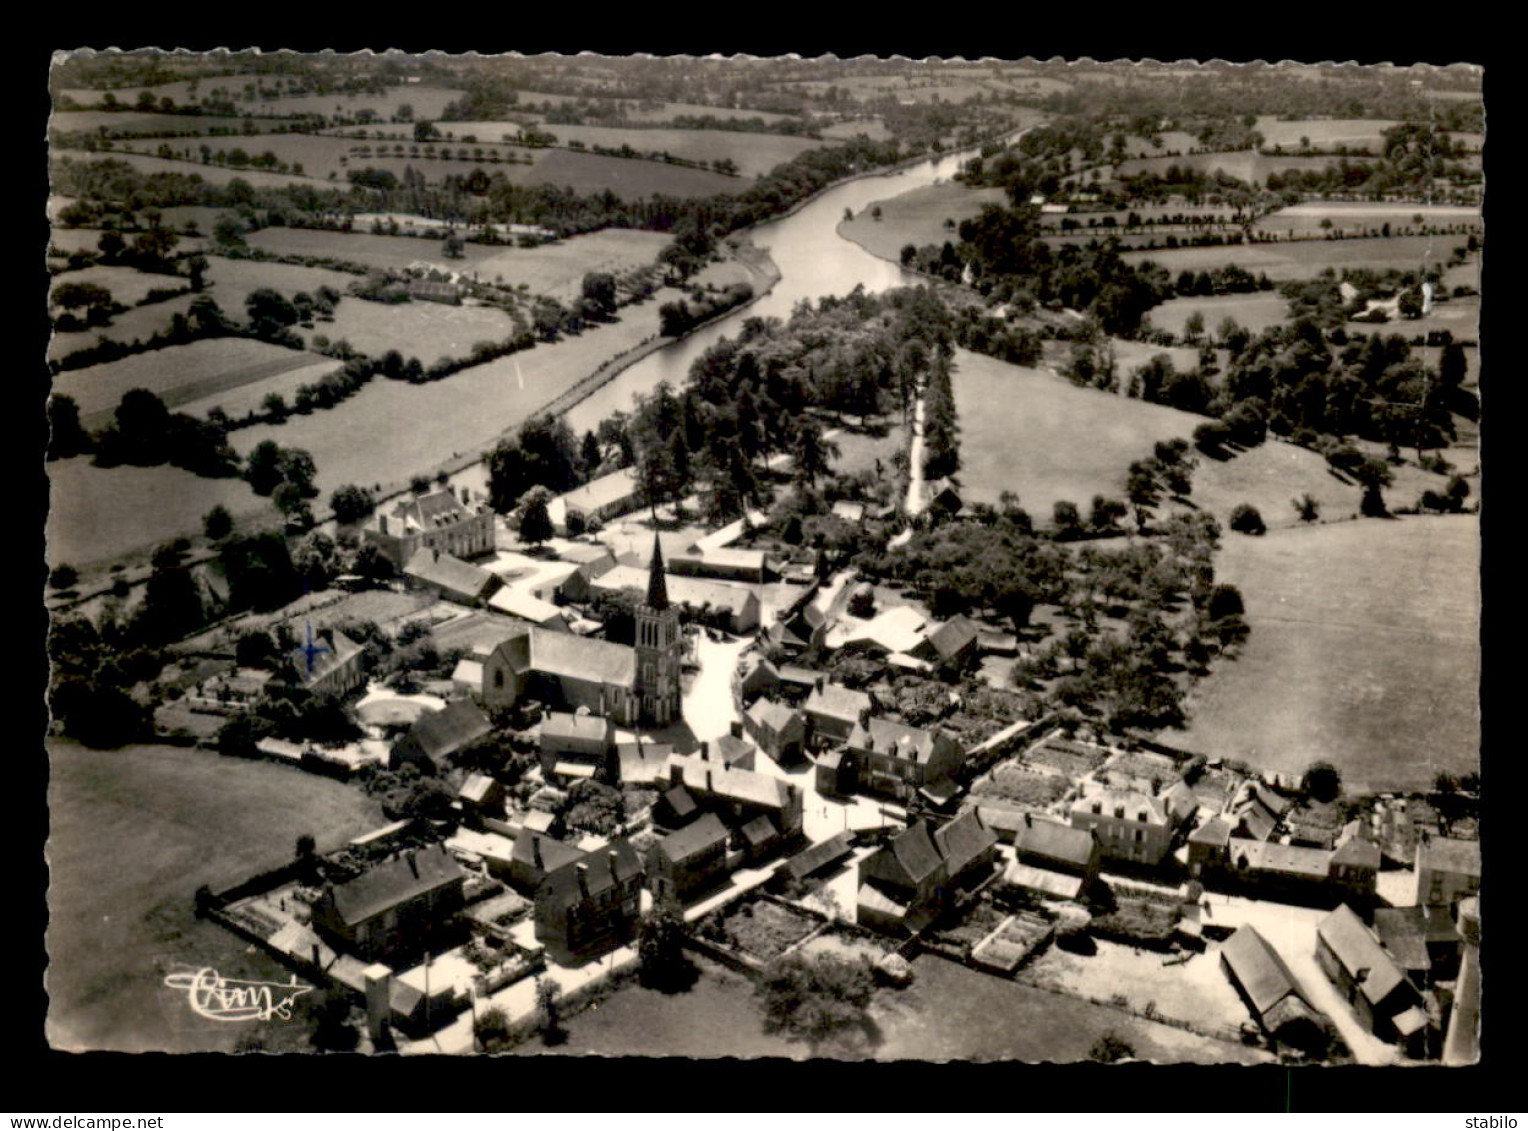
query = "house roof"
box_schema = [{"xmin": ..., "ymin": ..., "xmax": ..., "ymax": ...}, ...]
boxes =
[
  {"xmin": 669, "ymin": 754, "xmax": 794, "ymax": 812},
  {"xmin": 741, "ymin": 814, "xmax": 779, "ymax": 846},
  {"xmin": 714, "ymin": 734, "xmax": 756, "ymax": 767},
  {"xmin": 537, "ymin": 838, "xmax": 643, "ymax": 910},
  {"xmin": 747, "ymin": 698, "xmax": 802, "ymax": 734},
  {"xmin": 1072, "ymin": 779, "xmax": 1186, "ymax": 828},
  {"xmin": 783, "ymin": 831, "xmax": 855, "ymax": 880},
  {"xmin": 1013, "ymin": 814, "xmax": 1098, "ymax": 869},
  {"xmin": 488, "ymin": 588, "xmax": 566, "ymax": 625},
  {"xmin": 557, "ymin": 541, "xmax": 618, "ymax": 571},
  {"xmin": 1221, "ymin": 925, "xmax": 1313, "ymax": 1018},
  {"xmin": 326, "ymin": 845, "xmax": 462, "ymax": 927},
  {"xmin": 385, "ymin": 489, "xmax": 474, "ymax": 534},
  {"xmin": 451, "ymin": 657, "xmax": 485, "ymax": 687},
  {"xmin": 1317, "ymin": 904, "xmax": 1411, "ymax": 1007},
  {"xmin": 882, "ymin": 821, "xmax": 945, "ymax": 885},
  {"xmin": 404, "ymin": 549, "xmax": 499, "ymax": 600},
  {"xmin": 403, "ymin": 699, "xmax": 493, "ymax": 762},
  {"xmin": 660, "ymin": 784, "xmax": 698, "ymax": 821},
  {"xmin": 1190, "ymin": 815, "xmax": 1233, "ymax": 848},
  {"xmin": 1004, "ymin": 861, "xmax": 1085, "ymax": 901},
  {"xmin": 1233, "ymin": 839, "xmax": 1331, "ymax": 878},
  {"xmin": 558, "ymin": 467, "xmax": 640, "ymax": 516},
  {"xmin": 541, "ymin": 711, "xmax": 613, "ymax": 747},
  {"xmin": 591, "ymin": 566, "xmax": 759, "ymax": 617},
  {"xmin": 288, "ymin": 628, "xmax": 364, "ymax": 688},
  {"xmin": 846, "ymin": 605, "xmax": 927, "ymax": 654},
  {"xmin": 459, "ymin": 772, "xmax": 498, "ymax": 804},
  {"xmin": 923, "ymin": 615, "xmax": 980, "ymax": 661},
  {"xmin": 932, "ymin": 809, "xmax": 998, "ymax": 876},
  {"xmin": 674, "ymin": 547, "xmax": 768, "ymax": 573},
  {"xmin": 616, "ymin": 740, "xmax": 673, "ymax": 785},
  {"xmin": 1372, "ymin": 908, "xmax": 1435, "ymax": 975},
  {"xmin": 1419, "ymin": 836, "xmax": 1481, "ymax": 878},
  {"xmin": 804, "ymin": 683, "xmax": 872, "ymax": 724},
  {"xmin": 494, "ymin": 627, "xmax": 636, "ymax": 689},
  {"xmin": 1331, "ymin": 825, "xmax": 1381, "ymax": 869},
  {"xmin": 655, "ymin": 811, "xmax": 729, "ymax": 864},
  {"xmin": 512, "ymin": 832, "xmax": 584, "ymax": 875},
  {"xmin": 848, "ymin": 717, "xmax": 946, "ymax": 765}
]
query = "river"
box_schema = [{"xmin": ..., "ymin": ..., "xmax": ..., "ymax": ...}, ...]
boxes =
[{"xmin": 563, "ymin": 138, "xmax": 1013, "ymax": 435}]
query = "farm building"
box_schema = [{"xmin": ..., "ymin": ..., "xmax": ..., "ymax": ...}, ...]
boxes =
[
  {"xmin": 364, "ymin": 488, "xmax": 495, "ymax": 568},
  {"xmin": 1219, "ymin": 926, "xmax": 1330, "ymax": 1054},
  {"xmin": 1315, "ymin": 903, "xmax": 1430, "ymax": 1054},
  {"xmin": 668, "ymin": 547, "xmax": 771, "ymax": 585}
]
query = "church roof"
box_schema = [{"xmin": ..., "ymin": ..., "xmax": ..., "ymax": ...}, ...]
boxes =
[{"xmin": 646, "ymin": 534, "xmax": 670, "ymax": 611}]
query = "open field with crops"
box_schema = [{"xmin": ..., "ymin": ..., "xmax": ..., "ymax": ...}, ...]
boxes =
[
  {"xmin": 46, "ymin": 740, "xmax": 384, "ymax": 1052},
  {"xmin": 53, "ymin": 336, "xmax": 330, "ymax": 425},
  {"xmin": 950, "ymin": 349, "xmax": 1205, "ymax": 517},
  {"xmin": 838, "ymin": 182, "xmax": 1009, "ymax": 262},
  {"xmin": 1171, "ymin": 515, "xmax": 1480, "ymax": 794}
]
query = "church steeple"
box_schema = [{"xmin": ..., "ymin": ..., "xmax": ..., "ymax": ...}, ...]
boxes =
[{"xmin": 646, "ymin": 534, "xmax": 670, "ymax": 610}]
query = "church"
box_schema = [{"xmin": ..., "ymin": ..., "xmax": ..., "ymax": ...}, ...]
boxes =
[{"xmin": 481, "ymin": 536, "xmax": 683, "ymax": 728}]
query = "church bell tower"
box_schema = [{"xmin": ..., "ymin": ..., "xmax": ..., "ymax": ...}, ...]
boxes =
[{"xmin": 635, "ymin": 534, "xmax": 683, "ymax": 726}]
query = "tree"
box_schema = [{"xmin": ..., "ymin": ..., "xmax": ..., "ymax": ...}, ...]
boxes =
[
  {"xmin": 474, "ymin": 1005, "xmax": 512, "ymax": 1053},
  {"xmin": 1228, "ymin": 504, "xmax": 1266, "ymax": 535},
  {"xmin": 1208, "ymin": 583, "xmax": 1244, "ymax": 622},
  {"xmin": 1293, "ymin": 494, "xmax": 1320, "ymax": 523},
  {"xmin": 793, "ymin": 419, "xmax": 838, "ymax": 488},
  {"xmin": 580, "ymin": 271, "xmax": 617, "ymax": 318},
  {"xmin": 47, "ymin": 395, "xmax": 91, "ymax": 461},
  {"xmin": 1126, "ymin": 460, "xmax": 1161, "ymax": 532},
  {"xmin": 638, "ymin": 901, "xmax": 697, "ymax": 992},
  {"xmin": 49, "ymin": 564, "xmax": 79, "ymax": 590},
  {"xmin": 535, "ymin": 977, "xmax": 566, "ymax": 1045},
  {"xmin": 1089, "ymin": 1032, "xmax": 1136, "ymax": 1063},
  {"xmin": 1302, "ymin": 761, "xmax": 1343, "ymax": 804},
  {"xmin": 563, "ymin": 779, "xmax": 625, "ymax": 836},
  {"xmin": 50, "ymin": 681, "xmax": 149, "ymax": 749},
  {"xmin": 756, "ymin": 952, "xmax": 877, "ymax": 1052},
  {"xmin": 519, "ymin": 494, "xmax": 554, "ymax": 547},
  {"xmin": 443, "ymin": 231, "xmax": 465, "ymax": 259},
  {"xmin": 203, "ymin": 505, "xmax": 234, "ymax": 541},
  {"xmin": 1353, "ymin": 458, "xmax": 1393, "ymax": 518},
  {"xmin": 329, "ymin": 484, "xmax": 376, "ymax": 525},
  {"xmin": 310, "ymin": 987, "xmax": 359, "ymax": 1052}
]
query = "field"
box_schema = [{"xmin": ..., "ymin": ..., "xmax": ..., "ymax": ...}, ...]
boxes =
[
  {"xmin": 1255, "ymin": 202, "xmax": 1481, "ymax": 238},
  {"xmin": 532, "ymin": 952, "xmax": 1264, "ymax": 1062},
  {"xmin": 1119, "ymin": 131, "xmax": 1202, "ymax": 159},
  {"xmin": 46, "ymin": 456, "xmax": 272, "ymax": 567},
  {"xmin": 949, "ymin": 348, "xmax": 1206, "ymax": 516},
  {"xmin": 1108, "ymin": 338, "xmax": 1206, "ymax": 376},
  {"xmin": 45, "ymin": 741, "xmax": 385, "ymax": 1052},
  {"xmin": 1123, "ymin": 236, "xmax": 1460, "ymax": 283},
  {"xmin": 531, "ymin": 123, "xmax": 831, "ymax": 178},
  {"xmin": 1114, "ymin": 152, "xmax": 1360, "ymax": 185},
  {"xmin": 49, "ymin": 110, "xmax": 296, "ymax": 136},
  {"xmin": 1253, "ymin": 117, "xmax": 1401, "ymax": 151},
  {"xmin": 1171, "ymin": 438, "xmax": 1366, "ymax": 532},
  {"xmin": 229, "ymin": 292, "xmax": 671, "ymax": 503},
  {"xmin": 1172, "ymin": 515, "xmax": 1480, "ymax": 794},
  {"xmin": 821, "ymin": 117, "xmax": 894, "ymax": 141},
  {"xmin": 292, "ymin": 296, "xmax": 521, "ymax": 365},
  {"xmin": 58, "ymin": 81, "xmax": 464, "ymax": 121},
  {"xmin": 838, "ymin": 182, "xmax": 1009, "ymax": 262},
  {"xmin": 52, "ymin": 336, "xmax": 329, "ymax": 425},
  {"xmin": 1347, "ymin": 296, "xmax": 1480, "ymax": 342},
  {"xmin": 49, "ymin": 263, "xmax": 187, "ymax": 309},
  {"xmin": 49, "ymin": 293, "xmax": 195, "ymax": 363},
  {"xmin": 200, "ymin": 255, "xmax": 362, "ymax": 317},
  {"xmin": 1146, "ymin": 292, "xmax": 1290, "ymax": 339},
  {"xmin": 55, "ymin": 147, "xmax": 318, "ymax": 188}
]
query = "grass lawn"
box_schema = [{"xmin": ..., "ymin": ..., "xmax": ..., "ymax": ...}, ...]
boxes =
[
  {"xmin": 950, "ymin": 348, "xmax": 1205, "ymax": 517},
  {"xmin": 829, "ymin": 417, "xmax": 905, "ymax": 479},
  {"xmin": 1147, "ymin": 292, "xmax": 1290, "ymax": 339},
  {"xmin": 1123, "ymin": 237, "xmax": 1461, "ymax": 283},
  {"xmin": 46, "ymin": 456, "xmax": 272, "ymax": 568},
  {"xmin": 1172, "ymin": 515, "xmax": 1480, "ymax": 793},
  {"xmin": 45, "ymin": 741, "xmax": 385, "ymax": 1052},
  {"xmin": 838, "ymin": 182, "xmax": 1009, "ymax": 263},
  {"xmin": 52, "ymin": 336, "xmax": 328, "ymax": 426}
]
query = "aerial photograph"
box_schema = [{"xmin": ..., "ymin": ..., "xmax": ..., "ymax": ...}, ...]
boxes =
[{"xmin": 42, "ymin": 49, "xmax": 1483, "ymax": 1066}]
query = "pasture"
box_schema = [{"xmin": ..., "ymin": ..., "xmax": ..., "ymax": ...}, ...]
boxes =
[
  {"xmin": 58, "ymin": 79, "xmax": 464, "ymax": 121},
  {"xmin": 49, "ymin": 293, "xmax": 195, "ymax": 363},
  {"xmin": 949, "ymin": 348, "xmax": 1206, "ymax": 516},
  {"xmin": 821, "ymin": 117, "xmax": 893, "ymax": 141},
  {"xmin": 229, "ymin": 293, "xmax": 669, "ymax": 503},
  {"xmin": 1114, "ymin": 151, "xmax": 1358, "ymax": 185},
  {"xmin": 54, "ymin": 147, "xmax": 318, "ymax": 188},
  {"xmin": 1171, "ymin": 438, "xmax": 1365, "ymax": 532},
  {"xmin": 1255, "ymin": 202, "xmax": 1481, "ymax": 238},
  {"xmin": 243, "ymin": 225, "xmax": 668, "ymax": 302},
  {"xmin": 1146, "ymin": 292, "xmax": 1290, "ymax": 339},
  {"xmin": 1123, "ymin": 236, "xmax": 1459, "ymax": 282},
  {"xmin": 52, "ymin": 336, "xmax": 327, "ymax": 425},
  {"xmin": 49, "ymin": 110, "xmax": 296, "ymax": 136},
  {"xmin": 46, "ymin": 741, "xmax": 384, "ymax": 1052},
  {"xmin": 1172, "ymin": 515, "xmax": 1480, "ymax": 794},
  {"xmin": 293, "ymin": 297, "xmax": 519, "ymax": 366},
  {"xmin": 45, "ymin": 456, "xmax": 272, "ymax": 567},
  {"xmin": 49, "ymin": 263, "xmax": 187, "ymax": 309},
  {"xmin": 1108, "ymin": 338, "xmax": 1206, "ymax": 376},
  {"xmin": 201, "ymin": 256, "xmax": 364, "ymax": 318},
  {"xmin": 838, "ymin": 182, "xmax": 1009, "ymax": 262},
  {"xmin": 1253, "ymin": 117, "xmax": 1401, "ymax": 152},
  {"xmin": 532, "ymin": 123, "xmax": 830, "ymax": 178}
]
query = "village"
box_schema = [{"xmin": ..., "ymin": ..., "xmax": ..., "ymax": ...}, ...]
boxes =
[{"xmin": 165, "ymin": 466, "xmax": 1480, "ymax": 1063}]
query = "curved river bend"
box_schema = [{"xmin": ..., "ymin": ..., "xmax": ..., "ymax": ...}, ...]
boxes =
[{"xmin": 564, "ymin": 137, "xmax": 1012, "ymax": 434}]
